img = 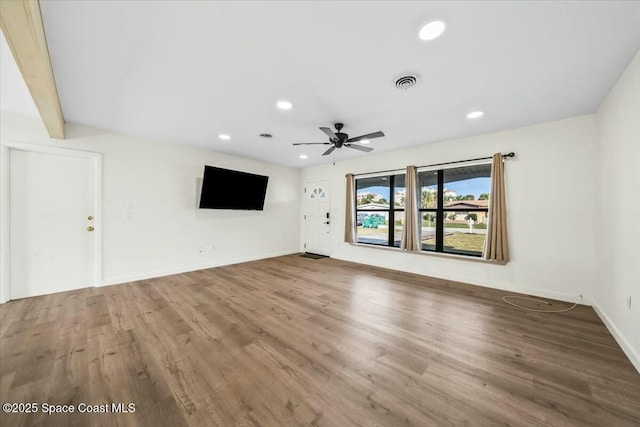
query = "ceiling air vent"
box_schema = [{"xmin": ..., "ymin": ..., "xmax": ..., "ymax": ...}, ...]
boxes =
[{"xmin": 394, "ymin": 73, "xmax": 420, "ymax": 90}]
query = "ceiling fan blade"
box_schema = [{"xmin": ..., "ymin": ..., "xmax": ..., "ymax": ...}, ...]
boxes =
[
  {"xmin": 346, "ymin": 131, "xmax": 385, "ymax": 143},
  {"xmin": 322, "ymin": 146, "xmax": 336, "ymax": 156},
  {"xmin": 292, "ymin": 142, "xmax": 332, "ymax": 145},
  {"xmin": 346, "ymin": 144, "xmax": 373, "ymax": 152},
  {"xmin": 319, "ymin": 127, "xmax": 339, "ymax": 141}
]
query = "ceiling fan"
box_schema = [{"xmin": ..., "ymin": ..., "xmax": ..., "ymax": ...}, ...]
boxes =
[{"xmin": 292, "ymin": 123, "xmax": 385, "ymax": 156}]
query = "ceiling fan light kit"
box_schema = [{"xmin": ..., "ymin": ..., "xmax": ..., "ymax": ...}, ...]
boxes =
[{"xmin": 293, "ymin": 122, "xmax": 385, "ymax": 157}]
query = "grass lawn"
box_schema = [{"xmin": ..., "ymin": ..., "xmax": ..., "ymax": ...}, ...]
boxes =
[
  {"xmin": 423, "ymin": 232, "xmax": 486, "ymax": 254},
  {"xmin": 356, "ymin": 226, "xmax": 389, "ymax": 236}
]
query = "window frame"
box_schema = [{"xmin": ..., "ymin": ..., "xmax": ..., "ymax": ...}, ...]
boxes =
[
  {"xmin": 355, "ymin": 173, "xmax": 405, "ymax": 248},
  {"xmin": 418, "ymin": 162, "xmax": 491, "ymax": 257}
]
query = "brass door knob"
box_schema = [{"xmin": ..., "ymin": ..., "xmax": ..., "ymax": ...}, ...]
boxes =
[
  {"xmin": 87, "ymin": 226, "xmax": 95, "ymax": 232},
  {"xmin": 88, "ymin": 215, "xmax": 93, "ymax": 220}
]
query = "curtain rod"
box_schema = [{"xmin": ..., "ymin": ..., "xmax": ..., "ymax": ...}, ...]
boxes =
[{"xmin": 353, "ymin": 152, "xmax": 515, "ymax": 177}]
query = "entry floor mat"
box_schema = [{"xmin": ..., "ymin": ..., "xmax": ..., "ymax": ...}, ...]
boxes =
[{"xmin": 300, "ymin": 253, "xmax": 329, "ymax": 259}]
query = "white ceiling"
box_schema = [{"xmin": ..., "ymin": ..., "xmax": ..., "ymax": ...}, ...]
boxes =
[{"xmin": 11, "ymin": 1, "xmax": 640, "ymax": 166}]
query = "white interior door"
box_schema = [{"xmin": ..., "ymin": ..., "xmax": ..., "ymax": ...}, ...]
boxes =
[
  {"xmin": 10, "ymin": 149, "xmax": 95, "ymax": 299},
  {"xmin": 304, "ymin": 180, "xmax": 331, "ymax": 256}
]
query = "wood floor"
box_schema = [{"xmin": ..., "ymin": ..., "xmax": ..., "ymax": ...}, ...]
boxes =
[{"xmin": 1, "ymin": 255, "xmax": 639, "ymax": 426}]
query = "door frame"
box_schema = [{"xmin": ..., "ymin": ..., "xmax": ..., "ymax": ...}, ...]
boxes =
[
  {"xmin": 304, "ymin": 179, "xmax": 331, "ymax": 256},
  {"xmin": 0, "ymin": 140, "xmax": 103, "ymax": 303}
]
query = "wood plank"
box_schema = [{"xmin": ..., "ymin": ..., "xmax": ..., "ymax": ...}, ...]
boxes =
[
  {"xmin": 0, "ymin": 254, "xmax": 639, "ymax": 426},
  {"xmin": 0, "ymin": 0, "xmax": 65, "ymax": 138}
]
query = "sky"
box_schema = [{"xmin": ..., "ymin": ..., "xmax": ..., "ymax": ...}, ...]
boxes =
[
  {"xmin": 358, "ymin": 177, "xmax": 490, "ymax": 199},
  {"xmin": 444, "ymin": 177, "xmax": 491, "ymax": 198}
]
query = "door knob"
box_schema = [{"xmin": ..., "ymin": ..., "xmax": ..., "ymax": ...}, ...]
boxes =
[
  {"xmin": 87, "ymin": 226, "xmax": 95, "ymax": 232},
  {"xmin": 88, "ymin": 215, "xmax": 93, "ymax": 220}
]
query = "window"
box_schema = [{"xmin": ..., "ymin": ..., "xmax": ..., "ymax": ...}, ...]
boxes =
[
  {"xmin": 355, "ymin": 173, "xmax": 405, "ymax": 247},
  {"xmin": 419, "ymin": 163, "xmax": 491, "ymax": 257},
  {"xmin": 309, "ymin": 187, "xmax": 327, "ymax": 200}
]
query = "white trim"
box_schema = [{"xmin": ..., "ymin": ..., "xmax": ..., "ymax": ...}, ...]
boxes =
[
  {"xmin": 0, "ymin": 140, "xmax": 103, "ymax": 303},
  {"xmin": 99, "ymin": 249, "xmax": 299, "ymax": 287},
  {"xmin": 592, "ymin": 303, "xmax": 640, "ymax": 373},
  {"xmin": 3, "ymin": 140, "xmax": 101, "ymax": 159}
]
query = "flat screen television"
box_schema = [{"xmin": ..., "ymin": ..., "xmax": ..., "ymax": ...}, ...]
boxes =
[{"xmin": 199, "ymin": 165, "xmax": 269, "ymax": 210}]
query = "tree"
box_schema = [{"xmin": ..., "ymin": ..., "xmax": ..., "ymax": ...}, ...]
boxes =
[
  {"xmin": 357, "ymin": 194, "xmax": 376, "ymax": 206},
  {"xmin": 465, "ymin": 213, "xmax": 478, "ymax": 223},
  {"xmin": 479, "ymin": 193, "xmax": 489, "ymax": 200},
  {"xmin": 421, "ymin": 190, "xmax": 436, "ymax": 208},
  {"xmin": 462, "ymin": 194, "xmax": 475, "ymax": 200}
]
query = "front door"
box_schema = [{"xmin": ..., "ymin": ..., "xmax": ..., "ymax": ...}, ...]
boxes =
[{"xmin": 304, "ymin": 180, "xmax": 331, "ymax": 256}]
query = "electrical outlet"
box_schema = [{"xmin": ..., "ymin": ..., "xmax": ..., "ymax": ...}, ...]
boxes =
[{"xmin": 627, "ymin": 296, "xmax": 632, "ymax": 310}]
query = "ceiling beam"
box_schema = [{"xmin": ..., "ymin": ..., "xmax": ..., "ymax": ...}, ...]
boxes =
[{"xmin": 1, "ymin": 0, "xmax": 64, "ymax": 138}]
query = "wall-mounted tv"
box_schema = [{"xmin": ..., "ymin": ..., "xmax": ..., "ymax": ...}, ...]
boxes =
[{"xmin": 199, "ymin": 165, "xmax": 269, "ymax": 210}]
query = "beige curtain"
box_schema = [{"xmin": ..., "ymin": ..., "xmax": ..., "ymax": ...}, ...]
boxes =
[
  {"xmin": 344, "ymin": 174, "xmax": 356, "ymax": 243},
  {"xmin": 484, "ymin": 153, "xmax": 510, "ymax": 262},
  {"xmin": 401, "ymin": 166, "xmax": 421, "ymax": 251}
]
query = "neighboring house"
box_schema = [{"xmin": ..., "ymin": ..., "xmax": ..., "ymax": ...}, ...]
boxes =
[
  {"xmin": 444, "ymin": 199, "xmax": 489, "ymax": 223},
  {"xmin": 357, "ymin": 192, "xmax": 386, "ymax": 203}
]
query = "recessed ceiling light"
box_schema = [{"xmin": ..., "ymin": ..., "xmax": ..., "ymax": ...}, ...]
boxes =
[
  {"xmin": 419, "ymin": 21, "xmax": 446, "ymax": 41},
  {"xmin": 466, "ymin": 111, "xmax": 484, "ymax": 119},
  {"xmin": 276, "ymin": 100, "xmax": 293, "ymax": 110},
  {"xmin": 299, "ymin": 154, "xmax": 308, "ymax": 159},
  {"xmin": 360, "ymin": 139, "xmax": 370, "ymax": 144},
  {"xmin": 218, "ymin": 134, "xmax": 231, "ymax": 140}
]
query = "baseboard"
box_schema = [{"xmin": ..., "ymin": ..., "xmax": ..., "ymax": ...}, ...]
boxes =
[
  {"xmin": 99, "ymin": 249, "xmax": 299, "ymax": 287},
  {"xmin": 518, "ymin": 288, "xmax": 593, "ymax": 306},
  {"xmin": 470, "ymin": 279, "xmax": 588, "ymax": 306},
  {"xmin": 333, "ymin": 254, "xmax": 590, "ymax": 305},
  {"xmin": 464, "ymin": 278, "xmax": 590, "ymax": 305},
  {"xmin": 592, "ymin": 302, "xmax": 640, "ymax": 373}
]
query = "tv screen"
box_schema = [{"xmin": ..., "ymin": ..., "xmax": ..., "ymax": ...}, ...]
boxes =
[{"xmin": 199, "ymin": 166, "xmax": 269, "ymax": 210}]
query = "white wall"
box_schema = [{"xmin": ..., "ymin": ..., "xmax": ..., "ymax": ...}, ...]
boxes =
[
  {"xmin": 594, "ymin": 51, "xmax": 640, "ymax": 371},
  {"xmin": 301, "ymin": 115, "xmax": 598, "ymax": 304},
  {"xmin": 0, "ymin": 113, "xmax": 301, "ymax": 302}
]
